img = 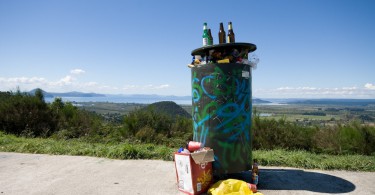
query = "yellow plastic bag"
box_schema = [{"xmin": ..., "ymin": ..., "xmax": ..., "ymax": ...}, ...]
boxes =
[{"xmin": 208, "ymin": 179, "xmax": 252, "ymax": 195}]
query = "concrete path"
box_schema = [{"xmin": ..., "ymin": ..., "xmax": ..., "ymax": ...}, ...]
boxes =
[{"xmin": 0, "ymin": 152, "xmax": 374, "ymax": 195}]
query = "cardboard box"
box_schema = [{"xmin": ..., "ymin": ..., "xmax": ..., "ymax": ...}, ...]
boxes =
[{"xmin": 174, "ymin": 149, "xmax": 214, "ymax": 195}]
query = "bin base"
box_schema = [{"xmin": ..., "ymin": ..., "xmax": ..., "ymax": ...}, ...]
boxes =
[{"xmin": 213, "ymin": 171, "xmax": 252, "ymax": 183}]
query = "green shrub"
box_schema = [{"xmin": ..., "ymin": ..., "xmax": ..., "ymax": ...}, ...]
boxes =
[
  {"xmin": 123, "ymin": 107, "xmax": 192, "ymax": 147},
  {"xmin": 0, "ymin": 89, "xmax": 56, "ymax": 137},
  {"xmin": 252, "ymin": 114, "xmax": 316, "ymax": 151},
  {"xmin": 362, "ymin": 125, "xmax": 375, "ymax": 155},
  {"xmin": 312, "ymin": 126, "xmax": 340, "ymax": 154},
  {"xmin": 252, "ymin": 112, "xmax": 375, "ymax": 155},
  {"xmin": 338, "ymin": 122, "xmax": 365, "ymax": 154},
  {"xmin": 135, "ymin": 126, "xmax": 156, "ymax": 142}
]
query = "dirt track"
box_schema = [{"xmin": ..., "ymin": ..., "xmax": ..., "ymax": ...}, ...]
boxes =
[{"xmin": 0, "ymin": 152, "xmax": 374, "ymax": 195}]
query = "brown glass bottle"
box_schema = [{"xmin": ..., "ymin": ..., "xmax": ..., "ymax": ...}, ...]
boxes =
[
  {"xmin": 218, "ymin": 22, "xmax": 226, "ymax": 44},
  {"xmin": 227, "ymin": 22, "xmax": 235, "ymax": 43},
  {"xmin": 208, "ymin": 29, "xmax": 213, "ymax": 45}
]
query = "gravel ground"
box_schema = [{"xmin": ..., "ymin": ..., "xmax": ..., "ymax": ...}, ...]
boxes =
[{"xmin": 0, "ymin": 152, "xmax": 374, "ymax": 195}]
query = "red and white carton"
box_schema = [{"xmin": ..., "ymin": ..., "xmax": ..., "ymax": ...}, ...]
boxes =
[{"xmin": 174, "ymin": 149, "xmax": 215, "ymax": 195}]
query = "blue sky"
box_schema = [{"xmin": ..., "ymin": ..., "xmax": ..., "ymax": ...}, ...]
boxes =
[{"xmin": 1, "ymin": 0, "xmax": 374, "ymax": 98}]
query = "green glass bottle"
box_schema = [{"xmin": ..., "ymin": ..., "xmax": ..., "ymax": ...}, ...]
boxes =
[{"xmin": 202, "ymin": 22, "xmax": 209, "ymax": 46}]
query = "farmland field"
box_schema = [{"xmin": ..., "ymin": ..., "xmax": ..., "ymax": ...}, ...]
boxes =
[{"xmin": 74, "ymin": 99, "xmax": 375, "ymax": 127}]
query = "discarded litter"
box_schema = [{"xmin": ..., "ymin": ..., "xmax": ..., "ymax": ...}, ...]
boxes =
[
  {"xmin": 248, "ymin": 183, "xmax": 258, "ymax": 193},
  {"xmin": 175, "ymin": 141, "xmax": 215, "ymax": 195},
  {"xmin": 188, "ymin": 22, "xmax": 259, "ymax": 68},
  {"xmin": 175, "ymin": 143, "xmax": 263, "ymax": 195},
  {"xmin": 203, "ymin": 22, "xmax": 235, "ymax": 46},
  {"xmin": 187, "ymin": 47, "xmax": 256, "ymax": 68},
  {"xmin": 208, "ymin": 179, "xmax": 263, "ymax": 195},
  {"xmin": 252, "ymin": 159, "xmax": 259, "ymax": 185},
  {"xmin": 187, "ymin": 141, "xmax": 202, "ymax": 152}
]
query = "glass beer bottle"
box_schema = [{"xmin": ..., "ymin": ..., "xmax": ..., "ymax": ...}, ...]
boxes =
[
  {"xmin": 208, "ymin": 28, "xmax": 213, "ymax": 45},
  {"xmin": 218, "ymin": 22, "xmax": 226, "ymax": 44},
  {"xmin": 202, "ymin": 23, "xmax": 209, "ymax": 46},
  {"xmin": 227, "ymin": 22, "xmax": 235, "ymax": 43}
]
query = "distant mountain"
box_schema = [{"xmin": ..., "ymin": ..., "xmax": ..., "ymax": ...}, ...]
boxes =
[
  {"xmin": 116, "ymin": 95, "xmax": 270, "ymax": 103},
  {"xmin": 51, "ymin": 91, "xmax": 106, "ymax": 97},
  {"xmin": 28, "ymin": 89, "xmax": 272, "ymax": 104},
  {"xmin": 106, "ymin": 94, "xmax": 191, "ymax": 101},
  {"xmin": 29, "ymin": 88, "xmax": 105, "ymax": 98},
  {"xmin": 289, "ymin": 99, "xmax": 375, "ymax": 106},
  {"xmin": 29, "ymin": 88, "xmax": 53, "ymax": 98},
  {"xmin": 142, "ymin": 101, "xmax": 191, "ymax": 118},
  {"xmin": 253, "ymin": 98, "xmax": 272, "ymax": 104}
]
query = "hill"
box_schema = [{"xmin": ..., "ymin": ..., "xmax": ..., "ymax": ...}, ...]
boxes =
[
  {"xmin": 142, "ymin": 101, "xmax": 191, "ymax": 119},
  {"xmin": 290, "ymin": 99, "xmax": 375, "ymax": 106},
  {"xmin": 29, "ymin": 88, "xmax": 53, "ymax": 98},
  {"xmin": 253, "ymin": 98, "xmax": 272, "ymax": 104},
  {"xmin": 29, "ymin": 88, "xmax": 105, "ymax": 98}
]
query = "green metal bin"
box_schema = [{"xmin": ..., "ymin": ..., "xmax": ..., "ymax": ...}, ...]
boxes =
[{"xmin": 190, "ymin": 43, "xmax": 257, "ymax": 176}]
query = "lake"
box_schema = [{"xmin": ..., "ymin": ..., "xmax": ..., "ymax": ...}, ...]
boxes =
[
  {"xmin": 44, "ymin": 96, "xmax": 283, "ymax": 106},
  {"xmin": 45, "ymin": 96, "xmax": 193, "ymax": 105}
]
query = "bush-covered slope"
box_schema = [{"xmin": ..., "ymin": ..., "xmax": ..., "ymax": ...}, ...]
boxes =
[{"xmin": 142, "ymin": 101, "xmax": 191, "ymax": 119}]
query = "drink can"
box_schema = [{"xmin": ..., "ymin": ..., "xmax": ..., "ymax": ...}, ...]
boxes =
[
  {"xmin": 187, "ymin": 141, "xmax": 202, "ymax": 152},
  {"xmin": 252, "ymin": 174, "xmax": 259, "ymax": 185},
  {"xmin": 247, "ymin": 183, "xmax": 257, "ymax": 193}
]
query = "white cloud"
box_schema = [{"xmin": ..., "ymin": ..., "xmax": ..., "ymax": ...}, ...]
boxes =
[
  {"xmin": 2, "ymin": 74, "xmax": 373, "ymax": 98},
  {"xmin": 82, "ymin": 82, "xmax": 98, "ymax": 87},
  {"xmin": 255, "ymin": 84, "xmax": 375, "ymax": 98},
  {"xmin": 49, "ymin": 75, "xmax": 75, "ymax": 87},
  {"xmin": 160, "ymin": 84, "xmax": 170, "ymax": 88},
  {"xmin": 70, "ymin": 69, "xmax": 85, "ymax": 75},
  {"xmin": 365, "ymin": 83, "xmax": 375, "ymax": 90},
  {"xmin": 60, "ymin": 75, "xmax": 75, "ymax": 84},
  {"xmin": 0, "ymin": 71, "xmax": 172, "ymax": 95},
  {"xmin": 0, "ymin": 77, "xmax": 47, "ymax": 85},
  {"xmin": 277, "ymin": 86, "xmax": 317, "ymax": 91},
  {"xmin": 123, "ymin": 85, "xmax": 137, "ymax": 90},
  {"xmin": 342, "ymin": 87, "xmax": 357, "ymax": 90},
  {"xmin": 152, "ymin": 84, "xmax": 170, "ymax": 89},
  {"xmin": 145, "ymin": 84, "xmax": 170, "ymax": 90},
  {"xmin": 116, "ymin": 84, "xmax": 173, "ymax": 95},
  {"xmin": 122, "ymin": 84, "xmax": 170, "ymax": 91}
]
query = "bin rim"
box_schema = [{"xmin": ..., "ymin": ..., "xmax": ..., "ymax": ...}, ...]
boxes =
[{"xmin": 191, "ymin": 42, "xmax": 257, "ymax": 56}]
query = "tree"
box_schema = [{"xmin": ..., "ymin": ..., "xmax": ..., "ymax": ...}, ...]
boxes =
[
  {"xmin": 0, "ymin": 90, "xmax": 56, "ymax": 137},
  {"xmin": 34, "ymin": 88, "xmax": 44, "ymax": 102}
]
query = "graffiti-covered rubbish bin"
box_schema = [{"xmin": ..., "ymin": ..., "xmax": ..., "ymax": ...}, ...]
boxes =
[{"xmin": 189, "ymin": 42, "xmax": 257, "ymax": 176}]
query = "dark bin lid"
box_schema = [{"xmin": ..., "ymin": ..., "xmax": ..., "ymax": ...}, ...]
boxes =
[{"xmin": 191, "ymin": 42, "xmax": 257, "ymax": 56}]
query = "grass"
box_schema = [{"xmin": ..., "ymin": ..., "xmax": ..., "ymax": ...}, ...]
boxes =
[
  {"xmin": 0, "ymin": 132, "xmax": 174, "ymax": 161},
  {"xmin": 78, "ymin": 102, "xmax": 145, "ymax": 115},
  {"xmin": 266, "ymin": 114, "xmax": 337, "ymax": 121},
  {"xmin": 1, "ymin": 132, "xmax": 374, "ymax": 171},
  {"xmin": 253, "ymin": 149, "xmax": 375, "ymax": 172}
]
